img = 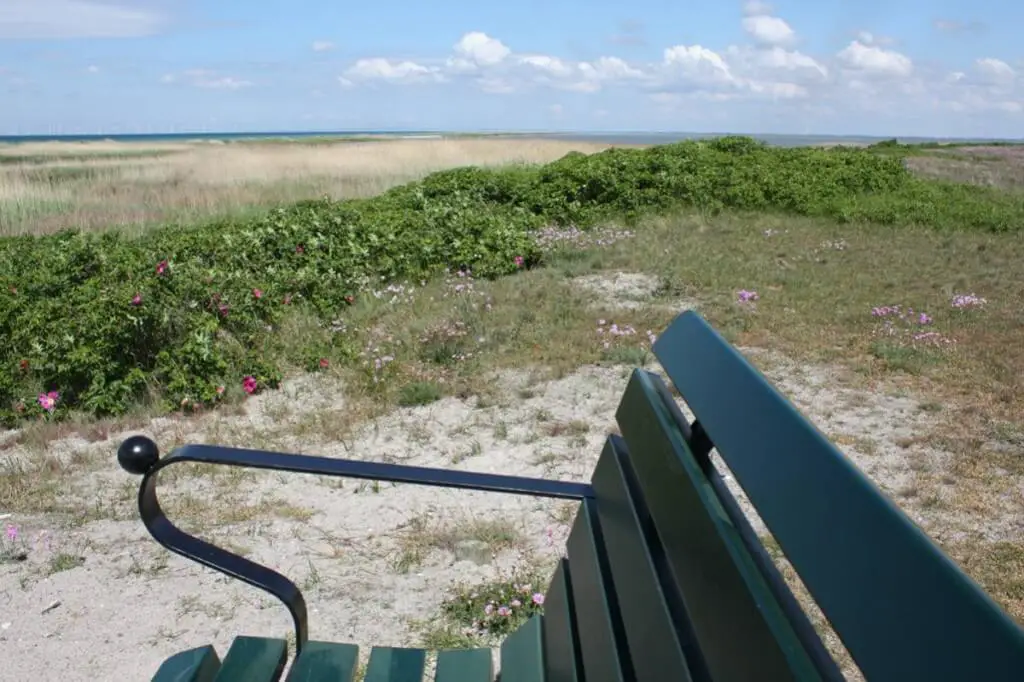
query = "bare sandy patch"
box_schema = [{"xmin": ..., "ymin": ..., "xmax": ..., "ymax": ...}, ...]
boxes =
[
  {"xmin": 0, "ymin": 351, "xmax": 1016, "ymax": 679},
  {"xmin": 572, "ymin": 271, "xmax": 700, "ymax": 313}
]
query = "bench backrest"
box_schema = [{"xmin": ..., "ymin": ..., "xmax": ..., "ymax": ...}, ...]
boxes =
[{"xmin": 540, "ymin": 310, "xmax": 1024, "ymax": 681}]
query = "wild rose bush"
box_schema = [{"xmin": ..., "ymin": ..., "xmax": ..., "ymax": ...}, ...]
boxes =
[{"xmin": 0, "ymin": 136, "xmax": 1017, "ymax": 424}]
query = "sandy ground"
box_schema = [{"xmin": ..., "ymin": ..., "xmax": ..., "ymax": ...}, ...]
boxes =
[{"xmin": 1, "ymin": 273, "xmax": 1017, "ymax": 680}]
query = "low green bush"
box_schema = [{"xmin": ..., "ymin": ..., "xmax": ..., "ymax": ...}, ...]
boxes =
[{"xmin": 1, "ymin": 136, "xmax": 1021, "ymax": 424}]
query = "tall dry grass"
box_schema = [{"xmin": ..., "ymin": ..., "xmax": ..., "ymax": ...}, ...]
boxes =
[{"xmin": 0, "ymin": 138, "xmax": 614, "ymax": 236}]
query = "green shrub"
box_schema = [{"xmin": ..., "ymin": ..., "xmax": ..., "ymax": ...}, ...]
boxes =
[{"xmin": 2, "ymin": 136, "xmax": 1022, "ymax": 423}]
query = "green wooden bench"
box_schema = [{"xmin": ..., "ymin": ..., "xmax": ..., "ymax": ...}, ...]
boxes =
[{"xmin": 117, "ymin": 310, "xmax": 1024, "ymax": 681}]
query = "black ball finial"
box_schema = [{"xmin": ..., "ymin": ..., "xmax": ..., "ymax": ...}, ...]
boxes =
[{"xmin": 117, "ymin": 435, "xmax": 160, "ymax": 475}]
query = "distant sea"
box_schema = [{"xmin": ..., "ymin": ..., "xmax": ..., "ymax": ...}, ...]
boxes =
[{"xmin": 0, "ymin": 130, "xmax": 1018, "ymax": 147}]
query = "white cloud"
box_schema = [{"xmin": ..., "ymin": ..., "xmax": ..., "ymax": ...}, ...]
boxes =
[
  {"xmin": 745, "ymin": 46, "xmax": 827, "ymax": 78},
  {"xmin": 975, "ymin": 58, "xmax": 1015, "ymax": 83},
  {"xmin": 326, "ymin": 23, "xmax": 1022, "ymax": 131},
  {"xmin": 343, "ymin": 58, "xmax": 442, "ymax": 84},
  {"xmin": 518, "ymin": 55, "xmax": 575, "ymax": 79},
  {"xmin": 742, "ymin": 15, "xmax": 796, "ymax": 47},
  {"xmin": 837, "ymin": 40, "xmax": 912, "ymax": 77},
  {"xmin": 312, "ymin": 41, "xmax": 335, "ymax": 52},
  {"xmin": 452, "ymin": 32, "xmax": 510, "ymax": 67},
  {"xmin": 0, "ymin": 0, "xmax": 167, "ymax": 39},
  {"xmin": 663, "ymin": 44, "xmax": 737, "ymax": 85},
  {"xmin": 86, "ymin": 65, "xmax": 99, "ymax": 74}
]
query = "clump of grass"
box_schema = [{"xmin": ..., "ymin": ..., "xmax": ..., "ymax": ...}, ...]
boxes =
[{"xmin": 397, "ymin": 381, "xmax": 443, "ymax": 407}]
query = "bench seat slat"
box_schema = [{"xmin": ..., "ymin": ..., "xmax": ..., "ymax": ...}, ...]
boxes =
[
  {"xmin": 563, "ymin": 497, "xmax": 629, "ymax": 680},
  {"xmin": 152, "ymin": 645, "xmax": 222, "ymax": 682},
  {"xmin": 654, "ymin": 310, "xmax": 1024, "ymax": 681},
  {"xmin": 364, "ymin": 646, "xmax": 426, "ymax": 682},
  {"xmin": 499, "ymin": 614, "xmax": 545, "ymax": 682},
  {"xmin": 286, "ymin": 641, "xmax": 359, "ymax": 681},
  {"xmin": 616, "ymin": 369, "xmax": 820, "ymax": 681},
  {"xmin": 434, "ymin": 648, "xmax": 493, "ymax": 681},
  {"xmin": 590, "ymin": 435, "xmax": 698, "ymax": 682},
  {"xmin": 540, "ymin": 559, "xmax": 581, "ymax": 681},
  {"xmin": 213, "ymin": 636, "xmax": 288, "ymax": 682}
]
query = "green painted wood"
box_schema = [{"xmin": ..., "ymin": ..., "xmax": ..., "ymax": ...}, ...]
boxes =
[
  {"xmin": 654, "ymin": 310, "xmax": 1024, "ymax": 681},
  {"xmin": 499, "ymin": 615, "xmax": 545, "ymax": 682},
  {"xmin": 434, "ymin": 648, "xmax": 493, "ymax": 681},
  {"xmin": 213, "ymin": 636, "xmax": 288, "ymax": 682},
  {"xmin": 562, "ymin": 497, "xmax": 629, "ymax": 681},
  {"xmin": 152, "ymin": 645, "xmax": 222, "ymax": 682},
  {"xmin": 285, "ymin": 641, "xmax": 359, "ymax": 681},
  {"xmin": 616, "ymin": 369, "xmax": 821, "ymax": 681},
  {"xmin": 363, "ymin": 646, "xmax": 426, "ymax": 682},
  {"xmin": 539, "ymin": 559, "xmax": 580, "ymax": 681},
  {"xmin": 589, "ymin": 435, "xmax": 697, "ymax": 682}
]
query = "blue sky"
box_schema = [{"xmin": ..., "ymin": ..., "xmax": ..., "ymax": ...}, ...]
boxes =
[{"xmin": 1, "ymin": 0, "xmax": 1021, "ymax": 137}]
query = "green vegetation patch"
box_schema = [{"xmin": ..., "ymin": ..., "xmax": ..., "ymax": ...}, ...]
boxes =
[{"xmin": 1, "ymin": 136, "xmax": 1022, "ymax": 425}]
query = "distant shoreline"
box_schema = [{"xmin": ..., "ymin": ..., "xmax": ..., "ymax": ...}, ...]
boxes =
[{"xmin": 2, "ymin": 130, "xmax": 1023, "ymax": 148}]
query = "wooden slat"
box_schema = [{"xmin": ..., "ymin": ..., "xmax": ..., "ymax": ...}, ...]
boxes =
[
  {"xmin": 540, "ymin": 559, "xmax": 581, "ymax": 681},
  {"xmin": 654, "ymin": 310, "xmax": 1024, "ymax": 681},
  {"xmin": 213, "ymin": 636, "xmax": 288, "ymax": 682},
  {"xmin": 499, "ymin": 614, "xmax": 545, "ymax": 682},
  {"xmin": 151, "ymin": 645, "xmax": 222, "ymax": 682},
  {"xmin": 589, "ymin": 435, "xmax": 700, "ymax": 682},
  {"xmin": 563, "ymin": 497, "xmax": 629, "ymax": 681},
  {"xmin": 364, "ymin": 647, "xmax": 426, "ymax": 682},
  {"xmin": 286, "ymin": 641, "xmax": 359, "ymax": 681},
  {"xmin": 434, "ymin": 648, "xmax": 493, "ymax": 681},
  {"xmin": 616, "ymin": 369, "xmax": 821, "ymax": 681}
]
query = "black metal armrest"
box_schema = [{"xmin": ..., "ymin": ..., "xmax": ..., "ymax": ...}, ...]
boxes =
[{"xmin": 117, "ymin": 436, "xmax": 594, "ymax": 653}]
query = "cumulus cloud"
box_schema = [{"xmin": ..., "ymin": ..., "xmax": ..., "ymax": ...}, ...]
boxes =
[
  {"xmin": 837, "ymin": 40, "xmax": 913, "ymax": 77},
  {"xmin": 742, "ymin": 15, "xmax": 796, "ymax": 47},
  {"xmin": 975, "ymin": 58, "xmax": 1015, "ymax": 83},
  {"xmin": 330, "ymin": 13, "xmax": 1021, "ymax": 126},
  {"xmin": 342, "ymin": 58, "xmax": 443, "ymax": 84},
  {"xmin": 450, "ymin": 32, "xmax": 511, "ymax": 69},
  {"xmin": 0, "ymin": 0, "xmax": 168, "ymax": 39},
  {"xmin": 663, "ymin": 44, "xmax": 737, "ymax": 86}
]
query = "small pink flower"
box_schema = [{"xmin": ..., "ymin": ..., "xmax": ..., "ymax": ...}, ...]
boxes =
[
  {"xmin": 319, "ymin": 358, "xmax": 329, "ymax": 369},
  {"xmin": 918, "ymin": 313, "xmax": 932, "ymax": 325},
  {"xmin": 218, "ymin": 303, "xmax": 229, "ymax": 318},
  {"xmin": 252, "ymin": 288, "xmax": 263, "ymax": 300},
  {"xmin": 497, "ymin": 606, "xmax": 511, "ymax": 617},
  {"xmin": 156, "ymin": 260, "xmax": 169, "ymax": 275},
  {"xmin": 510, "ymin": 599, "xmax": 522, "ymax": 608},
  {"xmin": 484, "ymin": 604, "xmax": 494, "ymax": 615},
  {"xmin": 283, "ymin": 294, "xmax": 293, "ymax": 305},
  {"xmin": 131, "ymin": 293, "xmax": 142, "ymax": 306},
  {"xmin": 531, "ymin": 593, "xmax": 545, "ymax": 605},
  {"xmin": 737, "ymin": 289, "xmax": 759, "ymax": 303},
  {"xmin": 5, "ymin": 524, "xmax": 18, "ymax": 541},
  {"xmin": 514, "ymin": 256, "xmax": 524, "ymax": 267},
  {"xmin": 37, "ymin": 390, "xmax": 59, "ymax": 413},
  {"xmin": 215, "ymin": 385, "xmax": 225, "ymax": 395},
  {"xmin": 242, "ymin": 376, "xmax": 258, "ymax": 395}
]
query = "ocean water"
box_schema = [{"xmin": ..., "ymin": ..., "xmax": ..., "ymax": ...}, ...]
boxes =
[{"xmin": 0, "ymin": 130, "xmax": 1014, "ymax": 147}]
